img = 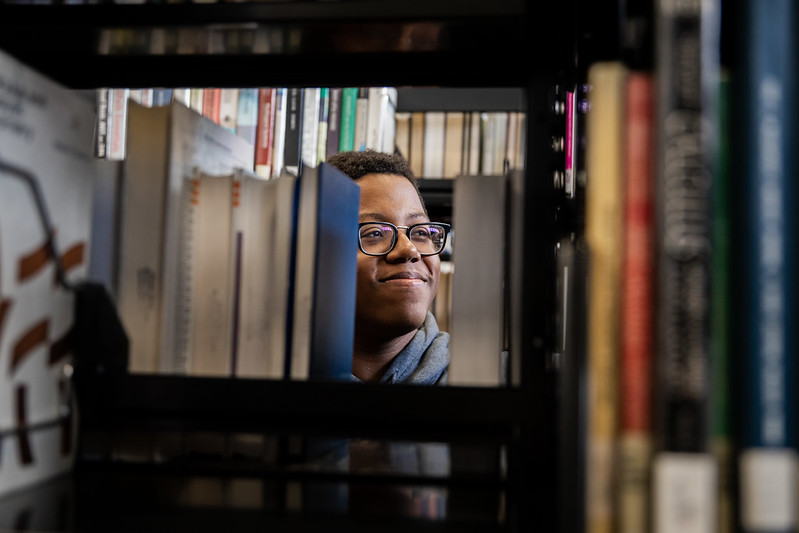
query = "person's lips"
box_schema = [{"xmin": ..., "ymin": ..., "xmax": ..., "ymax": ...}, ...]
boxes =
[{"xmin": 380, "ymin": 271, "xmax": 428, "ymax": 283}]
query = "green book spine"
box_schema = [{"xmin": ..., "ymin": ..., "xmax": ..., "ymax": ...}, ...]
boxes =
[{"xmin": 339, "ymin": 87, "xmax": 358, "ymax": 152}]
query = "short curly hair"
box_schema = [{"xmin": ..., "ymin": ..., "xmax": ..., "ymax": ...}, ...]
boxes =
[{"xmin": 327, "ymin": 150, "xmax": 426, "ymax": 213}]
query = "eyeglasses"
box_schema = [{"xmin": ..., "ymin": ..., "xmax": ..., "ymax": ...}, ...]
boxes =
[{"xmin": 358, "ymin": 221, "xmax": 451, "ymax": 256}]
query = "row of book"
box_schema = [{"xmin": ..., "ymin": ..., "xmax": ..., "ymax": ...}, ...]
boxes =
[
  {"xmin": 574, "ymin": 0, "xmax": 797, "ymax": 532},
  {"xmin": 117, "ymin": 100, "xmax": 360, "ymax": 379},
  {"xmin": 396, "ymin": 110, "xmax": 526, "ymax": 179},
  {"xmin": 97, "ymin": 86, "xmax": 398, "ymax": 176},
  {"xmin": 97, "ymin": 87, "xmax": 526, "ymax": 180},
  {"xmin": 97, "ymin": 26, "xmax": 309, "ymax": 56}
]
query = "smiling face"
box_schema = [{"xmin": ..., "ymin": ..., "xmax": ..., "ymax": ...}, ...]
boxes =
[{"xmin": 355, "ymin": 173, "xmax": 440, "ymax": 342}]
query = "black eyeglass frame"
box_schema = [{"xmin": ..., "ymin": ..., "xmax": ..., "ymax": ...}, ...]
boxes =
[{"xmin": 358, "ymin": 221, "xmax": 451, "ymax": 257}]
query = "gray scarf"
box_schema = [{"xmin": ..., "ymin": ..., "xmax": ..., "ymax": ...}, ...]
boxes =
[{"xmin": 352, "ymin": 312, "xmax": 450, "ymax": 385}]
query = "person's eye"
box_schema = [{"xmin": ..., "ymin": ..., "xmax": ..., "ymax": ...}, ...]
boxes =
[
  {"xmin": 360, "ymin": 225, "xmax": 391, "ymax": 241},
  {"xmin": 411, "ymin": 227, "xmax": 432, "ymax": 240}
]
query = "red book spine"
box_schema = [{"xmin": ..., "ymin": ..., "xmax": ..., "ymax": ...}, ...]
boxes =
[
  {"xmin": 254, "ymin": 88, "xmax": 276, "ymax": 176},
  {"xmin": 202, "ymin": 88, "xmax": 222, "ymax": 124},
  {"xmin": 621, "ymin": 72, "xmax": 655, "ymax": 434}
]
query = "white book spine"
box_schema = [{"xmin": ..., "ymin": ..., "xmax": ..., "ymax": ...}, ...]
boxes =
[
  {"xmin": 422, "ymin": 111, "xmax": 445, "ymax": 178},
  {"xmin": 271, "ymin": 88, "xmax": 287, "ymax": 178},
  {"xmin": 301, "ymin": 88, "xmax": 321, "ymax": 168}
]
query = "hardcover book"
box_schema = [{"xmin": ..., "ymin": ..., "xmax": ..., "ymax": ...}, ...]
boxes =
[
  {"xmin": 271, "ymin": 88, "xmax": 287, "ymax": 178},
  {"xmin": 235, "ymin": 88, "xmax": 259, "ymax": 147},
  {"xmin": 254, "ymin": 88, "xmax": 276, "ymax": 179},
  {"xmin": 218, "ymin": 88, "xmax": 239, "ymax": 133},
  {"xmin": 338, "ymin": 87, "xmax": 358, "ymax": 153},
  {"xmin": 448, "ymin": 174, "xmax": 507, "ymax": 386},
  {"xmin": 732, "ymin": 1, "xmax": 798, "ymax": 532},
  {"xmin": 365, "ymin": 87, "xmax": 398, "ymax": 154},
  {"xmin": 316, "ymin": 87, "xmax": 330, "ymax": 165},
  {"xmin": 618, "ymin": 70, "xmax": 655, "ymax": 533},
  {"xmin": 652, "ymin": 0, "xmax": 720, "ymax": 531},
  {"xmin": 584, "ymin": 60, "xmax": 626, "ymax": 533},
  {"xmin": 353, "ymin": 87, "xmax": 369, "ymax": 152},
  {"xmin": 118, "ymin": 101, "xmax": 254, "ymax": 374},
  {"xmin": 283, "ymin": 87, "xmax": 304, "ymax": 176},
  {"xmin": 443, "ymin": 111, "xmax": 465, "ymax": 179},
  {"xmin": 325, "ymin": 87, "xmax": 343, "ymax": 159},
  {"xmin": 300, "ymin": 87, "xmax": 321, "ymax": 169},
  {"xmin": 232, "ymin": 170, "xmax": 297, "ymax": 379},
  {"xmin": 288, "ymin": 163, "xmax": 359, "ymax": 381},
  {"xmin": 176, "ymin": 169, "xmax": 236, "ymax": 377},
  {"xmin": 422, "ymin": 111, "xmax": 445, "ymax": 178}
]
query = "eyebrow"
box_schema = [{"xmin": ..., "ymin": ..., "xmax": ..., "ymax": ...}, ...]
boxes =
[{"xmin": 358, "ymin": 212, "xmax": 429, "ymax": 222}]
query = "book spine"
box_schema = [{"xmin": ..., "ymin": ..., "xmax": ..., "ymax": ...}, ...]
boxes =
[
  {"xmin": 283, "ymin": 87, "xmax": 303, "ymax": 175},
  {"xmin": 326, "ymin": 87, "xmax": 342, "ymax": 159},
  {"xmin": 394, "ymin": 111, "xmax": 411, "ymax": 162},
  {"xmin": 443, "ymin": 112, "xmax": 464, "ymax": 179},
  {"xmin": 584, "ymin": 61, "xmax": 626, "ymax": 533},
  {"xmin": 316, "ymin": 87, "xmax": 329, "ymax": 165},
  {"xmin": 480, "ymin": 112, "xmax": 494, "ymax": 175},
  {"xmin": 338, "ymin": 87, "xmax": 358, "ymax": 152},
  {"xmin": 422, "ymin": 111, "xmax": 445, "ymax": 178},
  {"xmin": 353, "ymin": 87, "xmax": 369, "ymax": 151},
  {"xmin": 202, "ymin": 88, "xmax": 221, "ymax": 124},
  {"xmin": 300, "ymin": 87, "xmax": 320, "ymax": 168},
  {"xmin": 618, "ymin": 71, "xmax": 655, "ymax": 533},
  {"xmin": 734, "ymin": 1, "xmax": 798, "ymax": 532},
  {"xmin": 254, "ymin": 88, "xmax": 276, "ymax": 179},
  {"xmin": 492, "ymin": 112, "xmax": 509, "ymax": 175},
  {"xmin": 218, "ymin": 88, "xmax": 239, "ymax": 133},
  {"xmin": 652, "ymin": 0, "xmax": 720, "ymax": 531},
  {"xmin": 409, "ymin": 111, "xmax": 425, "ymax": 176},
  {"xmin": 152, "ymin": 88, "xmax": 173, "ymax": 107},
  {"xmin": 467, "ymin": 110, "xmax": 481, "ymax": 175},
  {"xmin": 307, "ymin": 165, "xmax": 359, "ymax": 380},
  {"xmin": 95, "ymin": 88, "xmax": 109, "ymax": 159},
  {"xmin": 505, "ymin": 111, "xmax": 518, "ymax": 172},
  {"xmin": 365, "ymin": 87, "xmax": 383, "ymax": 151},
  {"xmin": 235, "ymin": 88, "xmax": 259, "ymax": 147},
  {"xmin": 173, "ymin": 88, "xmax": 191, "ymax": 107},
  {"xmin": 107, "ymin": 88, "xmax": 129, "ymax": 161},
  {"xmin": 189, "ymin": 88, "xmax": 204, "ymax": 114},
  {"xmin": 271, "ymin": 88, "xmax": 287, "ymax": 178}
]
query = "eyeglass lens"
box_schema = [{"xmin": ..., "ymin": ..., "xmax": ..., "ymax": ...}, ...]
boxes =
[{"xmin": 359, "ymin": 223, "xmax": 447, "ymax": 255}]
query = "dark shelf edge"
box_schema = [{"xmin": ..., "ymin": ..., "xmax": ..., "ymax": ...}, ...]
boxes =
[
  {"xmin": 76, "ymin": 372, "xmax": 524, "ymax": 442},
  {"xmin": 0, "ymin": 50, "xmax": 551, "ymax": 89},
  {"xmin": 0, "ymin": 0, "xmax": 527, "ymax": 26}
]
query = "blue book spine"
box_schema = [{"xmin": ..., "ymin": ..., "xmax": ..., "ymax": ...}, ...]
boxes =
[
  {"xmin": 734, "ymin": 0, "xmax": 798, "ymax": 531},
  {"xmin": 235, "ymin": 88, "xmax": 258, "ymax": 147},
  {"xmin": 152, "ymin": 88, "xmax": 173, "ymax": 107},
  {"xmin": 309, "ymin": 163, "xmax": 359, "ymax": 380}
]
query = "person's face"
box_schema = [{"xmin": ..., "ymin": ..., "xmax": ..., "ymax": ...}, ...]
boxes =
[{"xmin": 355, "ymin": 173, "xmax": 440, "ymax": 340}]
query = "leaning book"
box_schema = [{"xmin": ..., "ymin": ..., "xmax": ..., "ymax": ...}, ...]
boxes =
[
  {"xmin": 117, "ymin": 100, "xmax": 254, "ymax": 375},
  {"xmin": 0, "ymin": 49, "xmax": 99, "ymax": 497}
]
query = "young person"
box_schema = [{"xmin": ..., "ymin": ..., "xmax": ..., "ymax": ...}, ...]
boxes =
[{"xmin": 327, "ymin": 150, "xmax": 450, "ymax": 385}]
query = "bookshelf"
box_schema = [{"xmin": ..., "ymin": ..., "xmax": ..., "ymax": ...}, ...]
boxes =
[{"xmin": 0, "ymin": 1, "xmax": 577, "ymax": 532}]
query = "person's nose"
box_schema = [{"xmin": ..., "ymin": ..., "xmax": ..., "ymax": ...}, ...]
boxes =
[{"xmin": 386, "ymin": 230, "xmax": 420, "ymax": 263}]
